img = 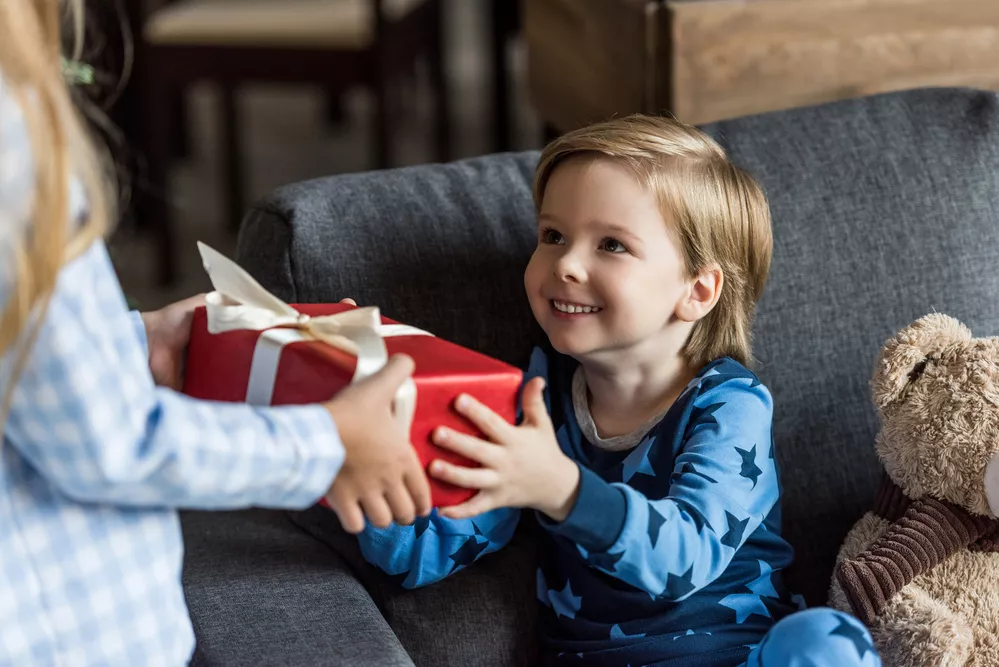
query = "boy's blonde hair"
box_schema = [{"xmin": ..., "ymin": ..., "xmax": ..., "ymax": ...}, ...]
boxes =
[
  {"xmin": 0, "ymin": 0, "xmax": 113, "ymax": 417},
  {"xmin": 533, "ymin": 115, "xmax": 773, "ymax": 368}
]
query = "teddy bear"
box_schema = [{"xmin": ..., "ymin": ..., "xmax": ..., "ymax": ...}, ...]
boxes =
[{"xmin": 828, "ymin": 313, "xmax": 999, "ymax": 667}]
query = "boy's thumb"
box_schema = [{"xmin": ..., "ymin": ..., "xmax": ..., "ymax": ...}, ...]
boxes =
[{"xmin": 523, "ymin": 377, "xmax": 548, "ymax": 422}]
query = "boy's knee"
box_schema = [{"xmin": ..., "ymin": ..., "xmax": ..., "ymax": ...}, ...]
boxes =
[{"xmin": 750, "ymin": 608, "xmax": 880, "ymax": 667}]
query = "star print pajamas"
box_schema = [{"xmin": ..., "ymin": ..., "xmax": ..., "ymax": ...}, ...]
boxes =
[{"xmin": 357, "ymin": 345, "xmax": 880, "ymax": 666}]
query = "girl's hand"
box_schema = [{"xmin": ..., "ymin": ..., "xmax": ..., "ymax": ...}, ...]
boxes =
[
  {"xmin": 140, "ymin": 294, "xmax": 206, "ymax": 390},
  {"xmin": 324, "ymin": 354, "xmax": 432, "ymax": 533},
  {"xmin": 430, "ymin": 378, "xmax": 581, "ymax": 521}
]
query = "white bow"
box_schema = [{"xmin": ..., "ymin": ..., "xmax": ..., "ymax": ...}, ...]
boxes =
[{"xmin": 197, "ymin": 242, "xmax": 431, "ymax": 428}]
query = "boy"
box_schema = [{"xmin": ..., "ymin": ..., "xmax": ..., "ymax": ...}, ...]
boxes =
[{"xmin": 356, "ymin": 116, "xmax": 880, "ymax": 666}]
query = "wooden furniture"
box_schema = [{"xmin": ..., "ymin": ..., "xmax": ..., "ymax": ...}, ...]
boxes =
[
  {"xmin": 526, "ymin": 0, "xmax": 999, "ymax": 132},
  {"xmin": 126, "ymin": 0, "xmax": 450, "ymax": 285}
]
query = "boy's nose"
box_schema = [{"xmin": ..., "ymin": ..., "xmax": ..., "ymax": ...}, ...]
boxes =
[{"xmin": 553, "ymin": 250, "xmax": 586, "ymax": 284}]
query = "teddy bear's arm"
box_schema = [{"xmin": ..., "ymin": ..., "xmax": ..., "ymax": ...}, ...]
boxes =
[
  {"xmin": 828, "ymin": 512, "xmax": 890, "ymax": 612},
  {"xmin": 836, "ymin": 496, "xmax": 993, "ymax": 624}
]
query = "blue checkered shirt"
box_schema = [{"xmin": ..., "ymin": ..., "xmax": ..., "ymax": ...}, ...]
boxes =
[{"xmin": 0, "ymin": 73, "xmax": 345, "ymax": 665}]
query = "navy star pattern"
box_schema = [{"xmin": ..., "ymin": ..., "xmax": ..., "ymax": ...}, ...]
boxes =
[
  {"xmin": 587, "ymin": 549, "xmax": 625, "ymax": 572},
  {"xmin": 747, "ymin": 560, "xmax": 780, "ymax": 599},
  {"xmin": 719, "ymin": 593, "xmax": 772, "ymax": 623},
  {"xmin": 720, "ymin": 511, "xmax": 750, "ymax": 550},
  {"xmin": 610, "ymin": 623, "xmax": 647, "ymax": 639},
  {"xmin": 448, "ymin": 534, "xmax": 490, "ymax": 573},
  {"xmin": 356, "ymin": 353, "xmax": 803, "ymax": 667},
  {"xmin": 830, "ymin": 617, "xmax": 876, "ymax": 659},
  {"xmin": 736, "ymin": 445, "xmax": 762, "ymax": 488},
  {"xmin": 622, "ymin": 437, "xmax": 657, "ymax": 482},
  {"xmin": 688, "ymin": 402, "xmax": 725, "ymax": 431},
  {"xmin": 413, "ymin": 515, "xmax": 432, "ymax": 540},
  {"xmin": 663, "ymin": 564, "xmax": 697, "ymax": 599},
  {"xmin": 549, "ymin": 580, "xmax": 583, "ymax": 620}
]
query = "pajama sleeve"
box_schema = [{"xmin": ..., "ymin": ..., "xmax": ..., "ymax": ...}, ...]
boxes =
[
  {"xmin": 356, "ymin": 508, "xmax": 521, "ymax": 588},
  {"xmin": 540, "ymin": 377, "xmax": 779, "ymax": 600}
]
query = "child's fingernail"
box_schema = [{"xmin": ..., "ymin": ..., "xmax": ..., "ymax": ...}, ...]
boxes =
[
  {"xmin": 455, "ymin": 394, "xmax": 469, "ymax": 410},
  {"xmin": 435, "ymin": 427, "xmax": 448, "ymax": 442}
]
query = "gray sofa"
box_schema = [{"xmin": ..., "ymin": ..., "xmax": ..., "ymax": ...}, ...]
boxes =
[{"xmin": 180, "ymin": 87, "xmax": 999, "ymax": 666}]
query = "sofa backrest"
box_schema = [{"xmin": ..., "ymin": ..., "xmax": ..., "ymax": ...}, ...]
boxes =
[{"xmin": 237, "ymin": 87, "xmax": 999, "ymax": 605}]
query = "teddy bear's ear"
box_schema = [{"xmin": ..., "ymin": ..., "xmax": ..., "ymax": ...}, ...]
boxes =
[{"xmin": 870, "ymin": 313, "xmax": 972, "ymax": 414}]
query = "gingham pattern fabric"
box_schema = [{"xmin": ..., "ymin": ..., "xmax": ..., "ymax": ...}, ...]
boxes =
[{"xmin": 0, "ymin": 71, "xmax": 345, "ymax": 666}]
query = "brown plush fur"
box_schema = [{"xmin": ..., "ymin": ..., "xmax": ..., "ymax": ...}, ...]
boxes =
[{"xmin": 829, "ymin": 314, "xmax": 999, "ymax": 667}]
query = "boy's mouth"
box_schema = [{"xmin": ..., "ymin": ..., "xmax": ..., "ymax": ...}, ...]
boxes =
[{"xmin": 551, "ymin": 300, "xmax": 602, "ymax": 315}]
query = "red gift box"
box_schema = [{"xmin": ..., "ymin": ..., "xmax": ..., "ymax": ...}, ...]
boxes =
[{"xmin": 183, "ymin": 244, "xmax": 523, "ymax": 509}]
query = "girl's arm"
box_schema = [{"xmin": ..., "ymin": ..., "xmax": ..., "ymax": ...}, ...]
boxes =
[{"xmin": 2, "ymin": 241, "xmax": 345, "ymax": 510}]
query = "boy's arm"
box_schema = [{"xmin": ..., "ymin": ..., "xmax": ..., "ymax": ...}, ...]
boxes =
[
  {"xmin": 539, "ymin": 379, "xmax": 778, "ymax": 600},
  {"xmin": 357, "ymin": 507, "xmax": 521, "ymax": 588}
]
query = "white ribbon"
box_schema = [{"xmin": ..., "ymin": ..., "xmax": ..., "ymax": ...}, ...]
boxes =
[{"xmin": 197, "ymin": 242, "xmax": 432, "ymax": 427}]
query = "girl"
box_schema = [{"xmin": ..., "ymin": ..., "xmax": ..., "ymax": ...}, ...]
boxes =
[{"xmin": 0, "ymin": 1, "xmax": 429, "ymax": 664}]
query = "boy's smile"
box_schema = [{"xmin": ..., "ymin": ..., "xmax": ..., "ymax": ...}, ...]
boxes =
[{"xmin": 551, "ymin": 299, "xmax": 603, "ymax": 317}]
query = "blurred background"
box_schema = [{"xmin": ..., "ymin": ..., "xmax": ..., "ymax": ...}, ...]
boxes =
[
  {"xmin": 100, "ymin": 0, "xmax": 538, "ymax": 309},
  {"xmin": 96, "ymin": 0, "xmax": 999, "ymax": 309}
]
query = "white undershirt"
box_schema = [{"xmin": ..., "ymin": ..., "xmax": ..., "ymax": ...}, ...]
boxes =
[{"xmin": 571, "ymin": 366, "xmax": 671, "ymax": 452}]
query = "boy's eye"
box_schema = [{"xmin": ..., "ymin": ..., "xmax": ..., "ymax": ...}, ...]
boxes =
[
  {"xmin": 601, "ymin": 238, "xmax": 627, "ymax": 253},
  {"xmin": 540, "ymin": 228, "xmax": 565, "ymax": 245}
]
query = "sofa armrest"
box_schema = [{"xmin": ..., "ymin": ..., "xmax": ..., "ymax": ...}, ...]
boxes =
[{"xmin": 181, "ymin": 509, "xmax": 414, "ymax": 667}]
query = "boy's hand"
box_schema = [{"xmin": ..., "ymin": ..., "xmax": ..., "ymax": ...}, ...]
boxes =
[
  {"xmin": 429, "ymin": 378, "xmax": 581, "ymax": 522},
  {"xmin": 140, "ymin": 294, "xmax": 206, "ymax": 390},
  {"xmin": 324, "ymin": 354, "xmax": 433, "ymax": 533}
]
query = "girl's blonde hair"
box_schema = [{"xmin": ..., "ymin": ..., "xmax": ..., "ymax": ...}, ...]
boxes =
[
  {"xmin": 533, "ymin": 115, "xmax": 773, "ymax": 368},
  {"xmin": 0, "ymin": 0, "xmax": 113, "ymax": 415}
]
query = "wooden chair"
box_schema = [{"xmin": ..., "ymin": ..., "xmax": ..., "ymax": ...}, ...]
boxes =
[{"xmin": 126, "ymin": 0, "xmax": 451, "ymax": 285}]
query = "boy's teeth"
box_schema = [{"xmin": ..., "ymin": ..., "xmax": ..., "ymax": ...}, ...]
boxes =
[{"xmin": 554, "ymin": 300, "xmax": 601, "ymax": 314}]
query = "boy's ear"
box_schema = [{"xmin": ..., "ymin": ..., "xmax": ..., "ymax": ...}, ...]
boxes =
[{"xmin": 676, "ymin": 265, "xmax": 723, "ymax": 323}]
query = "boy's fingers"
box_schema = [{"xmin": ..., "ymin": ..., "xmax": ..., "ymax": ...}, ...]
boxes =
[
  {"xmin": 360, "ymin": 495, "xmax": 394, "ymax": 530},
  {"xmin": 439, "ymin": 493, "xmax": 494, "ymax": 520},
  {"xmin": 429, "ymin": 460, "xmax": 499, "ymax": 490},
  {"xmin": 432, "ymin": 428, "xmax": 500, "ymax": 466},
  {"xmin": 453, "ymin": 394, "xmax": 511, "ymax": 442},
  {"xmin": 339, "ymin": 298, "xmax": 357, "ymax": 306}
]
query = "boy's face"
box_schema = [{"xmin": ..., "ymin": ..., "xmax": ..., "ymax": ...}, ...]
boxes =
[{"xmin": 524, "ymin": 156, "xmax": 693, "ymax": 361}]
